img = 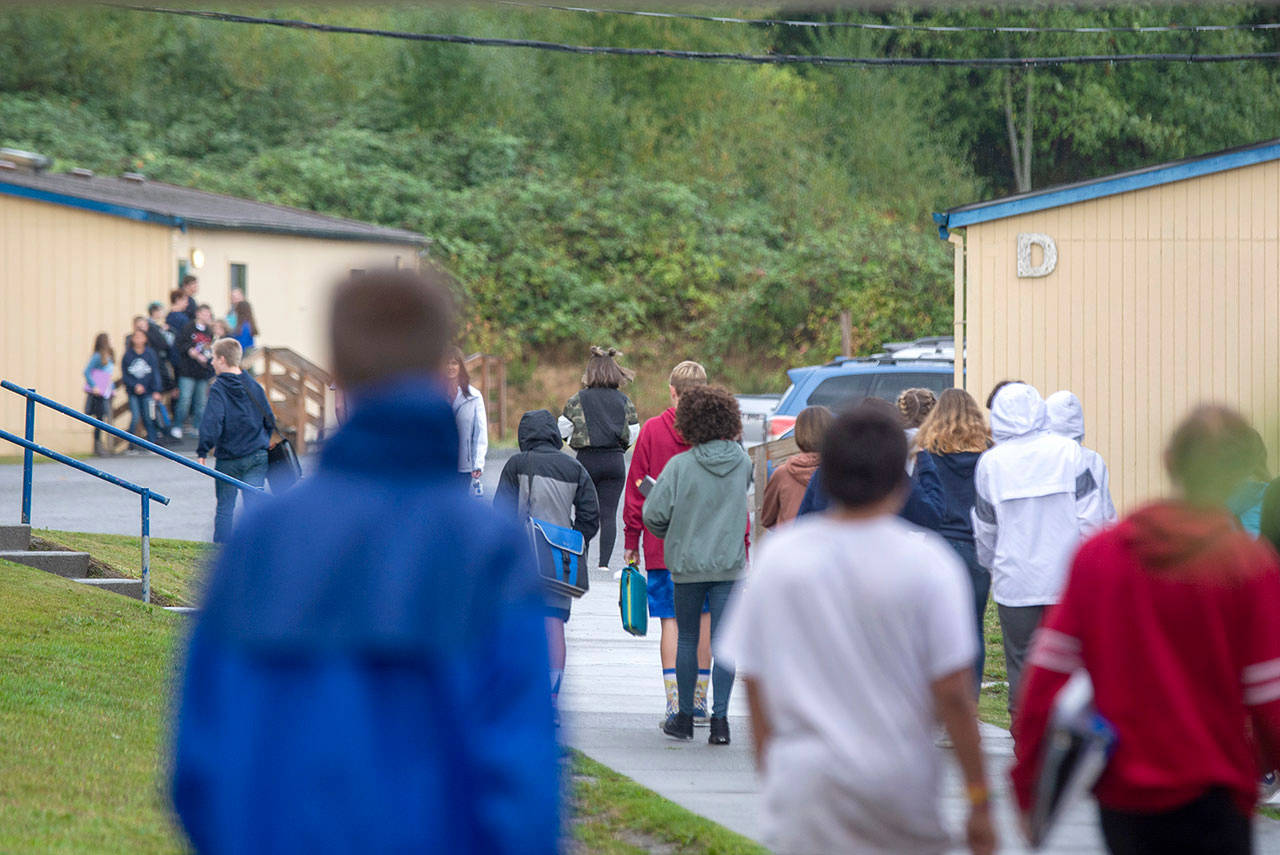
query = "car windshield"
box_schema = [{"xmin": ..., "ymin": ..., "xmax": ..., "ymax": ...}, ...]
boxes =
[{"xmin": 808, "ymin": 370, "xmax": 952, "ymax": 412}]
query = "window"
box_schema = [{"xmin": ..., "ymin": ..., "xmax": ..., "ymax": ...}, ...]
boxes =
[
  {"xmin": 230, "ymin": 263, "xmax": 247, "ymax": 296},
  {"xmin": 869, "ymin": 371, "xmax": 954, "ymax": 404},
  {"xmin": 177, "ymin": 259, "xmax": 189, "ymax": 287},
  {"xmin": 808, "ymin": 374, "xmax": 875, "ymax": 410}
]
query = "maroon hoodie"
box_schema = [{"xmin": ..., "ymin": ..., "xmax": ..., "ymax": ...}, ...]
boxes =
[{"xmin": 623, "ymin": 407, "xmax": 689, "ymax": 570}]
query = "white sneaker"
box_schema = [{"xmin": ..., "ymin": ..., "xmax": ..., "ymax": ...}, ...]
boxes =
[{"xmin": 170, "ymin": 426, "xmax": 183, "ymax": 439}]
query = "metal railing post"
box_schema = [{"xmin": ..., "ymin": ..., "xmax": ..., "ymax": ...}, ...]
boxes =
[
  {"xmin": 21, "ymin": 392, "xmax": 34, "ymax": 524},
  {"xmin": 140, "ymin": 489, "xmax": 151, "ymax": 604}
]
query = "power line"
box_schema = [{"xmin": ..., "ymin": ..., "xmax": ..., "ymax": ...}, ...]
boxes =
[
  {"xmin": 118, "ymin": 6, "xmax": 1280, "ymax": 67},
  {"xmin": 499, "ymin": 1, "xmax": 1280, "ymax": 35}
]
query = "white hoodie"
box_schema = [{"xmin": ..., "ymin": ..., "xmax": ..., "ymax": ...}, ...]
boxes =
[
  {"xmin": 973, "ymin": 384, "xmax": 1107, "ymax": 607},
  {"xmin": 1046, "ymin": 391, "xmax": 1118, "ymax": 524}
]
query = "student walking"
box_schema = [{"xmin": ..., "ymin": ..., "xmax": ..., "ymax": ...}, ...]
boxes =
[
  {"xmin": 495, "ymin": 410, "xmax": 600, "ymax": 720},
  {"xmin": 915, "ymin": 389, "xmax": 993, "ymax": 693},
  {"xmin": 719, "ymin": 407, "xmax": 995, "ymax": 855},
  {"xmin": 643, "ymin": 386, "xmax": 751, "ymax": 745},
  {"xmin": 1012, "ymin": 406, "xmax": 1280, "ymax": 855},
  {"xmin": 83, "ymin": 333, "xmax": 115, "ymax": 455},
  {"xmin": 197, "ymin": 338, "xmax": 273, "ymax": 543},
  {"xmin": 759, "ymin": 405, "xmax": 831, "ymax": 529},
  {"xmin": 622, "ymin": 361, "xmax": 714, "ymax": 724},
  {"xmin": 445, "ymin": 347, "xmax": 487, "ymax": 492},
  {"xmin": 174, "ymin": 305, "xmax": 215, "ymax": 439},
  {"xmin": 172, "ymin": 269, "xmax": 560, "ymax": 854},
  {"xmin": 973, "ymin": 383, "xmax": 1106, "ymax": 715},
  {"xmin": 561, "ymin": 347, "xmax": 640, "ymax": 572},
  {"xmin": 1046, "ymin": 390, "xmax": 1118, "ymax": 524},
  {"xmin": 121, "ymin": 328, "xmax": 163, "ymax": 444}
]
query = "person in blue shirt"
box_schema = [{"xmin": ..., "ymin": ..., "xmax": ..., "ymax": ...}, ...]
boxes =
[
  {"xmin": 121, "ymin": 328, "xmax": 163, "ymax": 444},
  {"xmin": 171, "ymin": 269, "xmax": 559, "ymax": 855}
]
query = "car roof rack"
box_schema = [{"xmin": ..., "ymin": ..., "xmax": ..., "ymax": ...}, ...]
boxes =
[{"xmin": 882, "ymin": 336, "xmax": 955, "ymax": 354}]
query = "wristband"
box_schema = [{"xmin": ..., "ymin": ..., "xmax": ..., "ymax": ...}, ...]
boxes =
[{"xmin": 966, "ymin": 782, "xmax": 990, "ymax": 807}]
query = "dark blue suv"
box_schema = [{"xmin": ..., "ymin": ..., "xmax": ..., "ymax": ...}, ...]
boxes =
[{"xmin": 765, "ymin": 337, "xmax": 956, "ymax": 442}]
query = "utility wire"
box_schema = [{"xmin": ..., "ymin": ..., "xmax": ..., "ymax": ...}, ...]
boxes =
[
  {"xmin": 500, "ymin": 1, "xmax": 1280, "ymax": 35},
  {"xmin": 118, "ymin": 6, "xmax": 1280, "ymax": 67}
]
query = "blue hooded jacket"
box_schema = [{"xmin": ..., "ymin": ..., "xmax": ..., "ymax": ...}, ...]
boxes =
[
  {"xmin": 196, "ymin": 372, "xmax": 274, "ymax": 459},
  {"xmin": 172, "ymin": 379, "xmax": 559, "ymax": 855},
  {"xmin": 796, "ymin": 451, "xmax": 946, "ymax": 530}
]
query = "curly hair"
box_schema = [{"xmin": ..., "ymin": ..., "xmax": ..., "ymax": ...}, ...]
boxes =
[
  {"xmin": 916, "ymin": 388, "xmax": 991, "ymax": 454},
  {"xmin": 674, "ymin": 385, "xmax": 741, "ymax": 446},
  {"xmin": 897, "ymin": 388, "xmax": 938, "ymax": 429}
]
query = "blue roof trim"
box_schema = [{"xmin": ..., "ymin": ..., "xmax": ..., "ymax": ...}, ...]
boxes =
[
  {"xmin": 933, "ymin": 140, "xmax": 1280, "ymax": 239},
  {"xmin": 0, "ymin": 180, "xmax": 185, "ymax": 230}
]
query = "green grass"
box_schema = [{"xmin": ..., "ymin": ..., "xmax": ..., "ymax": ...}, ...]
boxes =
[
  {"xmin": 980, "ymin": 599, "xmax": 1012, "ymax": 730},
  {"xmin": 34, "ymin": 530, "xmax": 211, "ymax": 607},
  {"xmin": 0, "ymin": 559, "xmax": 186, "ymax": 853},
  {"xmin": 571, "ymin": 752, "xmax": 767, "ymax": 854},
  {"xmin": 0, "ymin": 453, "xmax": 94, "ymax": 465}
]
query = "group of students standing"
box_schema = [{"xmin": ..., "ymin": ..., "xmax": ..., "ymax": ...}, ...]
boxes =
[{"xmin": 81, "ymin": 275, "xmax": 260, "ymax": 452}]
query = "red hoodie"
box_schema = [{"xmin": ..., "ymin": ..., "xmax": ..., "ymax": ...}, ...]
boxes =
[
  {"xmin": 623, "ymin": 408, "xmax": 689, "ymax": 570},
  {"xmin": 1010, "ymin": 502, "xmax": 1280, "ymax": 817}
]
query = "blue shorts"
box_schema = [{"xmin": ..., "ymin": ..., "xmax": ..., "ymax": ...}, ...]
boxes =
[{"xmin": 646, "ymin": 569, "xmax": 709, "ymax": 620}]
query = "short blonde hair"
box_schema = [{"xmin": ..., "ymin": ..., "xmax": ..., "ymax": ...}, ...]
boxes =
[
  {"xmin": 668, "ymin": 360, "xmax": 707, "ymax": 397},
  {"xmin": 213, "ymin": 337, "xmax": 243, "ymax": 368}
]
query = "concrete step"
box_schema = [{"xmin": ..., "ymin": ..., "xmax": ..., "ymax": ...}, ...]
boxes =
[
  {"xmin": 0, "ymin": 550, "xmax": 90, "ymax": 578},
  {"xmin": 0, "ymin": 524, "xmax": 31, "ymax": 551},
  {"xmin": 72, "ymin": 578, "xmax": 144, "ymax": 600}
]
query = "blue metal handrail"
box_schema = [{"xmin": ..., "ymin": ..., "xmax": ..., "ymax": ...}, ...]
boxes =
[{"xmin": 0, "ymin": 427, "xmax": 169, "ymax": 603}]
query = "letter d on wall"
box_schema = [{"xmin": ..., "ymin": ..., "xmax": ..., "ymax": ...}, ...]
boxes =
[{"xmin": 1017, "ymin": 233, "xmax": 1058, "ymax": 278}]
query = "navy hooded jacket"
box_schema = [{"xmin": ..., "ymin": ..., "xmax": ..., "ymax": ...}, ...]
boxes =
[
  {"xmin": 197, "ymin": 372, "xmax": 275, "ymax": 459},
  {"xmin": 796, "ymin": 451, "xmax": 947, "ymax": 530},
  {"xmin": 172, "ymin": 379, "xmax": 559, "ymax": 855}
]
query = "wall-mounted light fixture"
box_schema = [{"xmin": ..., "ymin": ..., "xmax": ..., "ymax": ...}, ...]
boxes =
[{"xmin": 190, "ymin": 248, "xmax": 205, "ymax": 270}]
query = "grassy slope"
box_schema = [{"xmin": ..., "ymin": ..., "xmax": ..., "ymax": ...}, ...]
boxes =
[
  {"xmin": 0, "ymin": 559, "xmax": 186, "ymax": 853},
  {"xmin": 980, "ymin": 600, "xmax": 1011, "ymax": 730},
  {"xmin": 34, "ymin": 530, "xmax": 210, "ymax": 607}
]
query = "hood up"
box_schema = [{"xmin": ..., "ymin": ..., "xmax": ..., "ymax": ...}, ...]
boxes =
[
  {"xmin": 691, "ymin": 439, "xmax": 745, "ymax": 477},
  {"xmin": 1124, "ymin": 501, "xmax": 1272, "ymax": 581},
  {"xmin": 990, "ymin": 383, "xmax": 1049, "ymax": 442},
  {"xmin": 518, "ymin": 409, "xmax": 563, "ymax": 452},
  {"xmin": 1046, "ymin": 391, "xmax": 1086, "ymax": 442}
]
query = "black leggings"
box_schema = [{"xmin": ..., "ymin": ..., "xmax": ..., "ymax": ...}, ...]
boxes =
[
  {"xmin": 576, "ymin": 448, "xmax": 625, "ymax": 568},
  {"xmin": 1099, "ymin": 788, "xmax": 1251, "ymax": 855}
]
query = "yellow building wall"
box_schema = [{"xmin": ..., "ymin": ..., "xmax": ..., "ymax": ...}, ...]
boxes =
[
  {"xmin": 0, "ymin": 193, "xmax": 172, "ymax": 454},
  {"xmin": 182, "ymin": 229, "xmax": 421, "ymax": 368},
  {"xmin": 956, "ymin": 158, "xmax": 1280, "ymax": 512}
]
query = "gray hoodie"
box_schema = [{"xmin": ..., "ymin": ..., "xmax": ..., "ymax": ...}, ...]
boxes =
[{"xmin": 642, "ymin": 439, "xmax": 751, "ymax": 583}]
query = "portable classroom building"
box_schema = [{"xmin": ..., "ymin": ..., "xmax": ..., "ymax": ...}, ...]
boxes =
[
  {"xmin": 934, "ymin": 138, "xmax": 1280, "ymax": 513},
  {"xmin": 0, "ymin": 164, "xmax": 424, "ymax": 453}
]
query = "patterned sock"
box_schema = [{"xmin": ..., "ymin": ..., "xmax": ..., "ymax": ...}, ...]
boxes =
[
  {"xmin": 694, "ymin": 670, "xmax": 710, "ymax": 717},
  {"xmin": 550, "ymin": 669, "xmax": 563, "ymax": 708},
  {"xmin": 663, "ymin": 669, "xmax": 678, "ymax": 717}
]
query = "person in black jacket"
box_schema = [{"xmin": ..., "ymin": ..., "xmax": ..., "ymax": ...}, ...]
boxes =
[
  {"xmin": 495, "ymin": 409, "xmax": 599, "ymax": 718},
  {"xmin": 174, "ymin": 305, "xmax": 216, "ymax": 438},
  {"xmin": 121, "ymin": 328, "xmax": 163, "ymax": 444},
  {"xmin": 198, "ymin": 338, "xmax": 275, "ymax": 543}
]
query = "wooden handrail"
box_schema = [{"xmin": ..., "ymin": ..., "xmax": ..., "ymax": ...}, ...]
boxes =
[
  {"xmin": 257, "ymin": 347, "xmax": 331, "ymax": 455},
  {"xmin": 464, "ymin": 352, "xmax": 508, "ymax": 441}
]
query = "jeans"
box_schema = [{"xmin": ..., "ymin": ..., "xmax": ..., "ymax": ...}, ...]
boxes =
[
  {"xmin": 1099, "ymin": 788, "xmax": 1250, "ymax": 855},
  {"xmin": 945, "ymin": 537, "xmax": 991, "ymax": 697},
  {"xmin": 213, "ymin": 449, "xmax": 268, "ymax": 543},
  {"xmin": 674, "ymin": 579, "xmax": 737, "ymax": 717},
  {"xmin": 176, "ymin": 376, "xmax": 210, "ymax": 430},
  {"xmin": 998, "ymin": 603, "xmax": 1045, "ymax": 717},
  {"xmin": 127, "ymin": 394, "xmax": 160, "ymax": 443}
]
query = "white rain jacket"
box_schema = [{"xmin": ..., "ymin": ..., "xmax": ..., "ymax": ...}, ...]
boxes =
[
  {"xmin": 1046, "ymin": 391, "xmax": 1118, "ymax": 524},
  {"xmin": 452, "ymin": 385, "xmax": 488, "ymax": 474},
  {"xmin": 973, "ymin": 384, "xmax": 1108, "ymax": 607}
]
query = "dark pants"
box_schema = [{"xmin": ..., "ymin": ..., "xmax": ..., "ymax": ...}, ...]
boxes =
[
  {"xmin": 127, "ymin": 394, "xmax": 159, "ymax": 443},
  {"xmin": 998, "ymin": 603, "xmax": 1045, "ymax": 716},
  {"xmin": 674, "ymin": 579, "xmax": 736, "ymax": 718},
  {"xmin": 1100, "ymin": 788, "xmax": 1251, "ymax": 855},
  {"xmin": 577, "ymin": 448, "xmax": 625, "ymax": 568},
  {"xmin": 945, "ymin": 537, "xmax": 990, "ymax": 697},
  {"xmin": 213, "ymin": 449, "xmax": 268, "ymax": 543},
  {"xmin": 85, "ymin": 393, "xmax": 109, "ymax": 451}
]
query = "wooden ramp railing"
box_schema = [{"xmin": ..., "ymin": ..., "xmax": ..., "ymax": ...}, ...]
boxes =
[
  {"xmin": 257, "ymin": 347, "xmax": 332, "ymax": 455},
  {"xmin": 465, "ymin": 352, "xmax": 508, "ymax": 441},
  {"xmin": 747, "ymin": 435, "xmax": 801, "ymax": 545}
]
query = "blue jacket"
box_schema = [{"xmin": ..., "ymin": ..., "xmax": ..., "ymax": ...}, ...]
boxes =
[
  {"xmin": 926, "ymin": 450, "xmax": 982, "ymax": 544},
  {"xmin": 121, "ymin": 347, "xmax": 161, "ymax": 396},
  {"xmin": 172, "ymin": 379, "xmax": 559, "ymax": 855},
  {"xmin": 197, "ymin": 372, "xmax": 274, "ymax": 459},
  {"xmin": 796, "ymin": 451, "xmax": 946, "ymax": 530}
]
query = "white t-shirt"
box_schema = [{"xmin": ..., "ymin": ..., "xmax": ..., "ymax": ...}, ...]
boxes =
[{"xmin": 717, "ymin": 514, "xmax": 976, "ymax": 855}]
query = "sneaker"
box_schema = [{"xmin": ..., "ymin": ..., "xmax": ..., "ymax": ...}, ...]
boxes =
[
  {"xmin": 708, "ymin": 716, "xmax": 730, "ymax": 746},
  {"xmin": 662, "ymin": 712, "xmax": 694, "ymax": 741},
  {"xmin": 693, "ymin": 709, "xmax": 710, "ymax": 727},
  {"xmin": 170, "ymin": 426, "xmax": 183, "ymax": 440}
]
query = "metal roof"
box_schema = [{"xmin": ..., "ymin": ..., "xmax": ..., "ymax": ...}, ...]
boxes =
[
  {"xmin": 933, "ymin": 137, "xmax": 1280, "ymax": 240},
  {"xmin": 0, "ymin": 169, "xmax": 428, "ymax": 246}
]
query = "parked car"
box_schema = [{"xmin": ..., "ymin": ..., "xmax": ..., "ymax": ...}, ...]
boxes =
[
  {"xmin": 736, "ymin": 393, "xmax": 782, "ymax": 447},
  {"xmin": 765, "ymin": 337, "xmax": 956, "ymax": 442}
]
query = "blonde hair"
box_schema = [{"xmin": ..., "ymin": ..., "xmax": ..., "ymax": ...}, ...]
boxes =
[
  {"xmin": 213, "ymin": 337, "xmax": 243, "ymax": 368},
  {"xmin": 897, "ymin": 388, "xmax": 938, "ymax": 429},
  {"xmin": 915, "ymin": 388, "xmax": 992, "ymax": 454},
  {"xmin": 583, "ymin": 345, "xmax": 635, "ymax": 388},
  {"xmin": 794, "ymin": 405, "xmax": 834, "ymax": 454},
  {"xmin": 668, "ymin": 360, "xmax": 707, "ymax": 397}
]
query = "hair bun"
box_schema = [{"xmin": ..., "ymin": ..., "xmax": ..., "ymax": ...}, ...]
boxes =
[
  {"xmin": 607, "ymin": 347, "xmax": 619, "ymax": 357},
  {"xmin": 590, "ymin": 345, "xmax": 606, "ymax": 357}
]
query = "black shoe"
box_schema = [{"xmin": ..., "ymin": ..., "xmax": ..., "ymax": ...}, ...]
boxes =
[
  {"xmin": 708, "ymin": 716, "xmax": 730, "ymax": 745},
  {"xmin": 662, "ymin": 712, "xmax": 694, "ymax": 741}
]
